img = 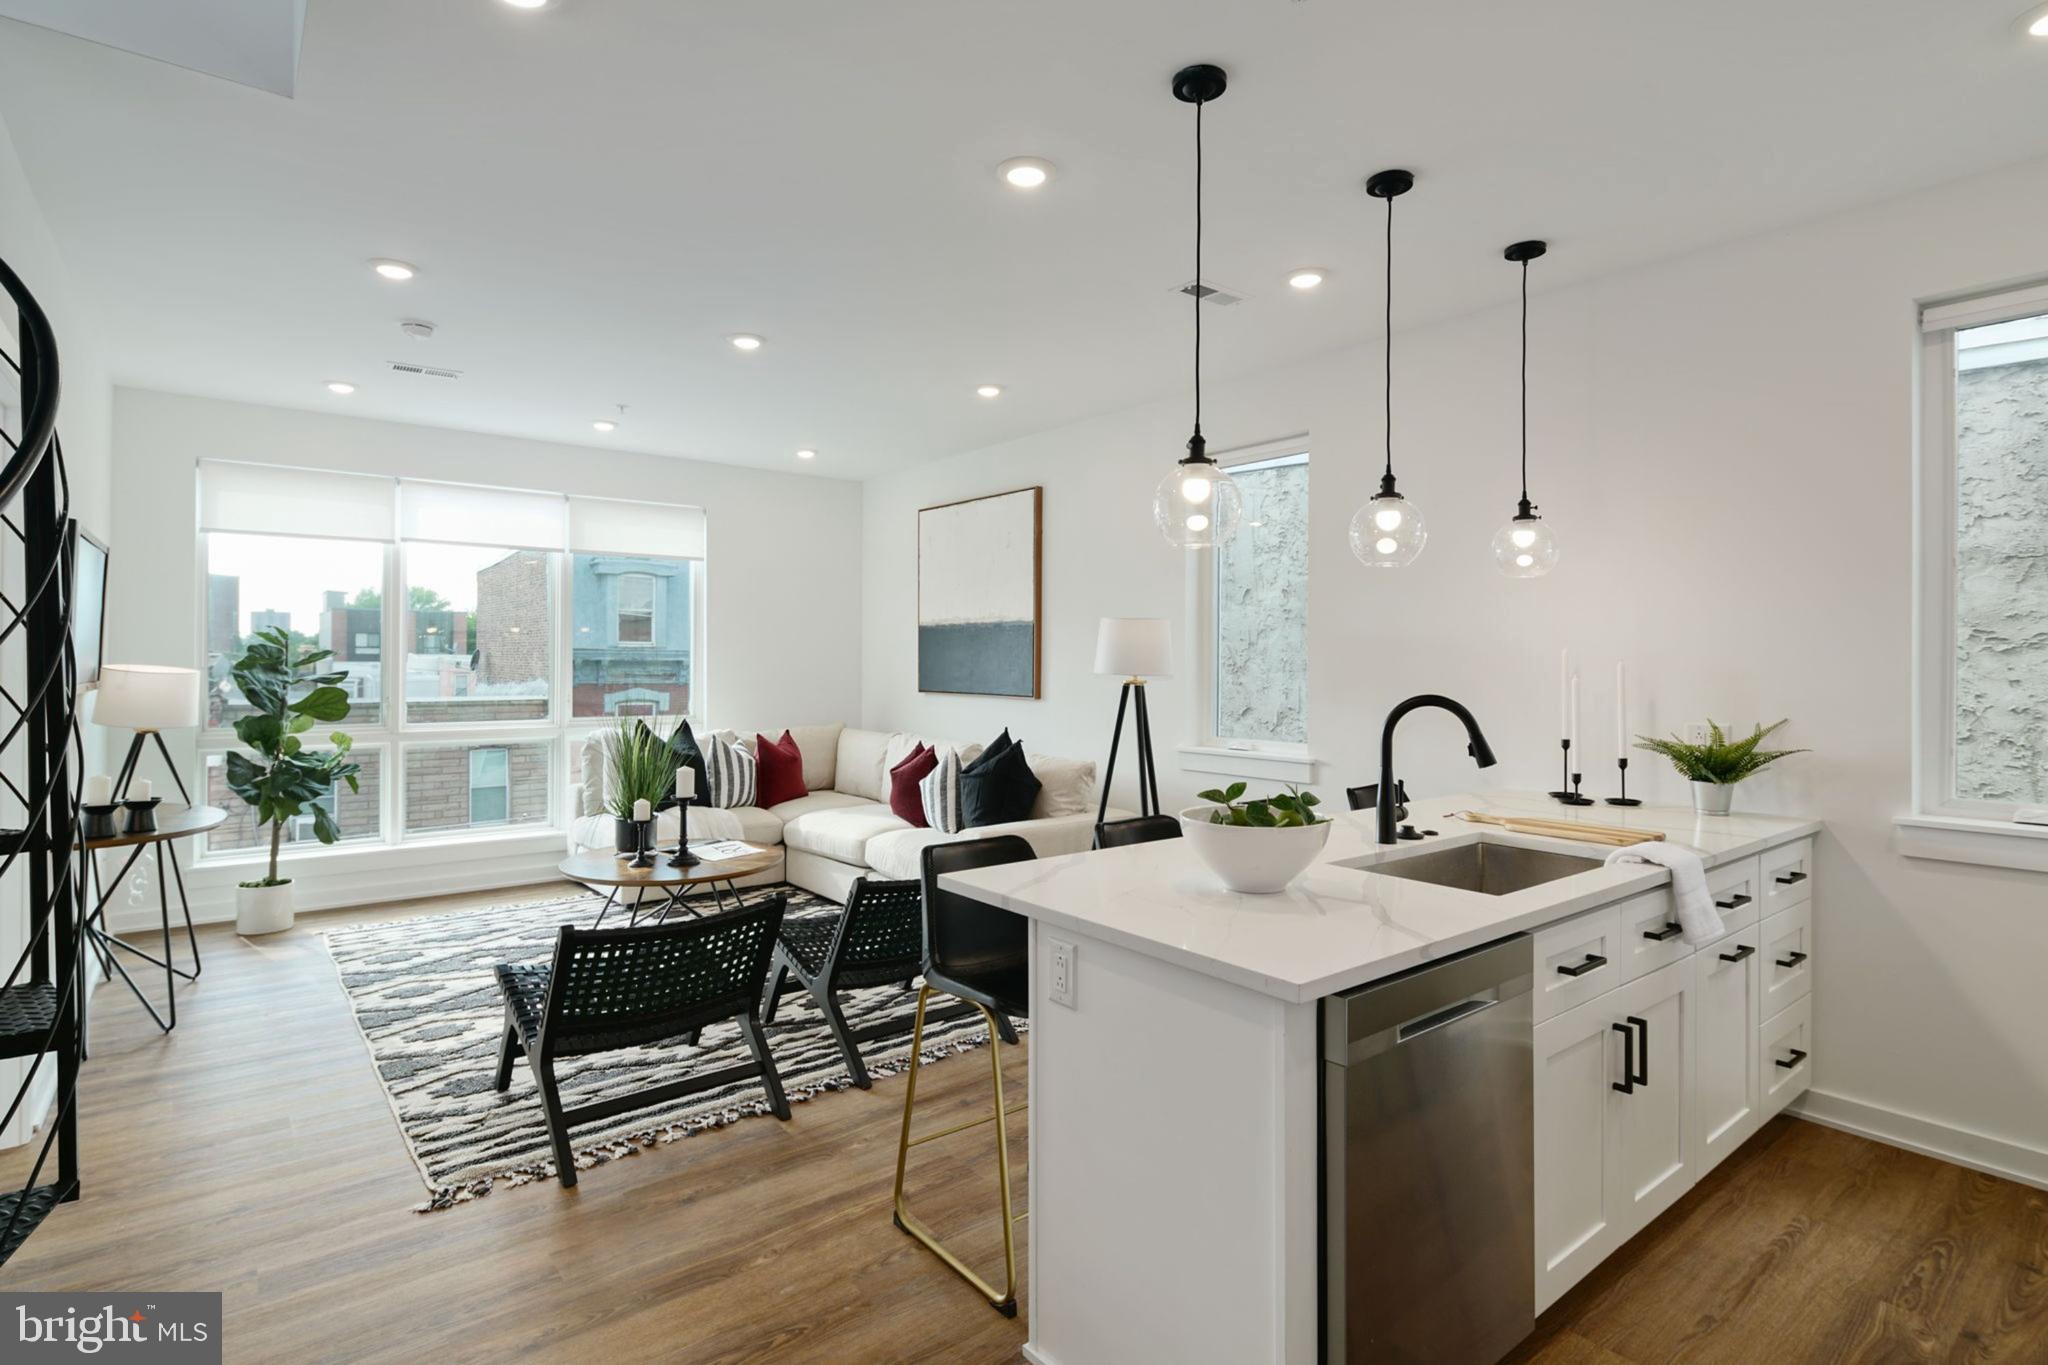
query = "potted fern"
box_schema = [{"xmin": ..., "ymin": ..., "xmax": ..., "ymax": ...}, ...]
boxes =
[
  {"xmin": 1635, "ymin": 719, "xmax": 1805, "ymax": 816},
  {"xmin": 222, "ymin": 628, "xmax": 361, "ymax": 934},
  {"xmin": 602, "ymin": 716, "xmax": 676, "ymax": 853}
]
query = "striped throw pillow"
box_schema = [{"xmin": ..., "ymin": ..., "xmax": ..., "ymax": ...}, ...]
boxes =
[
  {"xmin": 919, "ymin": 746, "xmax": 964, "ymax": 834},
  {"xmin": 703, "ymin": 731, "xmax": 757, "ymax": 809}
]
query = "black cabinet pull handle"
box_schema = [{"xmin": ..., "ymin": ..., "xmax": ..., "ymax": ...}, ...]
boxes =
[
  {"xmin": 1642, "ymin": 922, "xmax": 1683, "ymax": 942},
  {"xmin": 1628, "ymin": 1015, "xmax": 1649, "ymax": 1087},
  {"xmin": 1715, "ymin": 893, "xmax": 1752, "ymax": 909},
  {"xmin": 1775, "ymin": 1047, "xmax": 1808, "ymax": 1070},
  {"xmin": 1776, "ymin": 950, "xmax": 1808, "ymax": 968},
  {"xmin": 1775, "ymin": 870, "xmax": 1808, "ymax": 885},
  {"xmin": 1557, "ymin": 953, "xmax": 1607, "ymax": 978},
  {"xmin": 1718, "ymin": 943, "xmax": 1756, "ymax": 963},
  {"xmin": 1612, "ymin": 1020, "xmax": 1636, "ymax": 1094}
]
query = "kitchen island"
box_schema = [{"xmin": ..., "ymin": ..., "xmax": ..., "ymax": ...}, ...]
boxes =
[{"xmin": 939, "ymin": 791, "xmax": 1821, "ymax": 1365}]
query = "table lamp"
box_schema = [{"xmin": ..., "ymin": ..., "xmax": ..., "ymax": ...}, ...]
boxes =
[
  {"xmin": 95, "ymin": 664, "xmax": 201, "ymax": 805},
  {"xmin": 1094, "ymin": 618, "xmax": 1171, "ymax": 823}
]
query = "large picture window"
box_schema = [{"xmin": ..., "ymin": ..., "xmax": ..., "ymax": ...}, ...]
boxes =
[
  {"xmin": 1210, "ymin": 448, "xmax": 1309, "ymax": 747},
  {"xmin": 195, "ymin": 464, "xmax": 704, "ymax": 864}
]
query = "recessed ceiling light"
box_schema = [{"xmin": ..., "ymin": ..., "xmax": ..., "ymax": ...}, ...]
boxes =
[
  {"xmin": 997, "ymin": 157, "xmax": 1055, "ymax": 189},
  {"xmin": 593, "ymin": 420, "xmax": 616, "ymax": 433},
  {"xmin": 2020, "ymin": 3, "xmax": 2048, "ymax": 35},
  {"xmin": 326, "ymin": 381, "xmax": 355, "ymax": 395},
  {"xmin": 370, "ymin": 259, "xmax": 417, "ymax": 282},
  {"xmin": 1287, "ymin": 268, "xmax": 1327, "ymax": 290},
  {"xmin": 502, "ymin": 0, "xmax": 550, "ymax": 8},
  {"xmin": 729, "ymin": 333, "xmax": 764, "ymax": 351},
  {"xmin": 976, "ymin": 384, "xmax": 1003, "ymax": 399},
  {"xmin": 796, "ymin": 448, "xmax": 817, "ymax": 460}
]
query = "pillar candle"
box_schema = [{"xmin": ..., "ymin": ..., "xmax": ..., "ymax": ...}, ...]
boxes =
[
  {"xmin": 632, "ymin": 798, "xmax": 651, "ymax": 823},
  {"xmin": 676, "ymin": 766, "xmax": 698, "ymax": 800},
  {"xmin": 84, "ymin": 774, "xmax": 112, "ymax": 805},
  {"xmin": 133, "ymin": 778, "xmax": 152, "ymax": 800}
]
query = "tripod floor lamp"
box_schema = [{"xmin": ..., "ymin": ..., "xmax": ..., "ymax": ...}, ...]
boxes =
[
  {"xmin": 95, "ymin": 664, "xmax": 201, "ymax": 804},
  {"xmin": 1094, "ymin": 618, "xmax": 1170, "ymax": 824}
]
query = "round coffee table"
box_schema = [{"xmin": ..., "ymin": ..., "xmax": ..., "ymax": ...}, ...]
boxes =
[{"xmin": 558, "ymin": 844, "xmax": 781, "ymax": 927}]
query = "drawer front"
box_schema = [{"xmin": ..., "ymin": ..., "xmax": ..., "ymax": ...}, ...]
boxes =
[
  {"xmin": 1759, "ymin": 838, "xmax": 1814, "ymax": 916},
  {"xmin": 1534, "ymin": 904, "xmax": 1626, "ymax": 1022},
  {"xmin": 1759, "ymin": 994, "xmax": 1813, "ymax": 1118},
  {"xmin": 1704, "ymin": 856, "xmax": 1763, "ymax": 933},
  {"xmin": 1616, "ymin": 887, "xmax": 1691, "ymax": 983},
  {"xmin": 1761, "ymin": 901, "xmax": 1813, "ymax": 1016}
]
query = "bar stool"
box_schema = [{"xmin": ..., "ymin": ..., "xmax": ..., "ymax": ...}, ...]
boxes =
[
  {"xmin": 895, "ymin": 834, "xmax": 1035, "ymax": 1316},
  {"xmin": 1092, "ymin": 813, "xmax": 1182, "ymax": 849}
]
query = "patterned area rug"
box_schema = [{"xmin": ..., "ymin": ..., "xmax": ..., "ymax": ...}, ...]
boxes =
[{"xmin": 323, "ymin": 885, "xmax": 1003, "ymax": 1209}]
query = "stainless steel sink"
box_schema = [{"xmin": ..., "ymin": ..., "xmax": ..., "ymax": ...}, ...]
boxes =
[{"xmin": 1360, "ymin": 841, "xmax": 1603, "ymax": 896}]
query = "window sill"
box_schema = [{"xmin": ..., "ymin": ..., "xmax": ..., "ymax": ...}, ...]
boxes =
[
  {"xmin": 1893, "ymin": 814, "xmax": 2048, "ymax": 873},
  {"xmin": 1177, "ymin": 745, "xmax": 1319, "ymax": 784},
  {"xmin": 194, "ymin": 823, "xmax": 563, "ymax": 873}
]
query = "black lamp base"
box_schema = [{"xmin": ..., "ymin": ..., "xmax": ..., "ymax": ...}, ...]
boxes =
[{"xmin": 1097, "ymin": 679, "xmax": 1162, "ymax": 826}]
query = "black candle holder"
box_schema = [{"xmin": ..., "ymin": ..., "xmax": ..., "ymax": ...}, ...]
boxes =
[
  {"xmin": 1550, "ymin": 739, "xmax": 1581, "ymax": 802},
  {"xmin": 1558, "ymin": 773, "xmax": 1594, "ymax": 806},
  {"xmin": 628, "ymin": 819, "xmax": 656, "ymax": 869},
  {"xmin": 121, "ymin": 796, "xmax": 163, "ymax": 834},
  {"xmin": 1606, "ymin": 757, "xmax": 1642, "ymax": 807},
  {"xmin": 81, "ymin": 803, "xmax": 120, "ymax": 842},
  {"xmin": 667, "ymin": 795, "xmax": 701, "ymax": 867}
]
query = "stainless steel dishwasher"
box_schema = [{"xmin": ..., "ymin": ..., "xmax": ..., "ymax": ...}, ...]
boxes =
[{"xmin": 1323, "ymin": 933, "xmax": 1533, "ymax": 1364}]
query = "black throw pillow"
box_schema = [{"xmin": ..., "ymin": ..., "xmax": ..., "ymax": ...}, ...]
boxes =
[
  {"xmin": 960, "ymin": 728, "xmax": 1014, "ymax": 778},
  {"xmin": 639, "ymin": 718, "xmax": 709, "ymax": 810},
  {"xmin": 959, "ymin": 739, "xmax": 1042, "ymax": 829}
]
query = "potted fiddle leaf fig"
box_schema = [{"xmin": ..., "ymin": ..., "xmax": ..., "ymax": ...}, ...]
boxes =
[
  {"xmin": 223, "ymin": 628, "xmax": 361, "ymax": 934},
  {"xmin": 1635, "ymin": 719, "xmax": 1805, "ymax": 817}
]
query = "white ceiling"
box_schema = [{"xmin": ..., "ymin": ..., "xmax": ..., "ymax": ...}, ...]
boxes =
[
  {"xmin": 2, "ymin": 0, "xmax": 2046, "ymax": 480},
  {"xmin": 0, "ymin": 0, "xmax": 303, "ymax": 95}
]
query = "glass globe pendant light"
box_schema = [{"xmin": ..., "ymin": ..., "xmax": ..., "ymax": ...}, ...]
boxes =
[
  {"xmin": 1349, "ymin": 170, "xmax": 1425, "ymax": 568},
  {"xmin": 1492, "ymin": 239, "xmax": 1560, "ymax": 578},
  {"xmin": 1152, "ymin": 64, "xmax": 1242, "ymax": 550}
]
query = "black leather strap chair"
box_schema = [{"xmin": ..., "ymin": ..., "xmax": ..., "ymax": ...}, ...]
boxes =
[
  {"xmin": 760, "ymin": 876, "xmax": 924, "ymax": 1089},
  {"xmin": 895, "ymin": 835, "xmax": 1034, "ymax": 1316},
  {"xmin": 493, "ymin": 894, "xmax": 790, "ymax": 1188},
  {"xmin": 1093, "ymin": 813, "xmax": 1183, "ymax": 849}
]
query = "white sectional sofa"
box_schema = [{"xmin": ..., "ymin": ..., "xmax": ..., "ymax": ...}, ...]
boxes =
[{"xmin": 567, "ymin": 722, "xmax": 1116, "ymax": 903}]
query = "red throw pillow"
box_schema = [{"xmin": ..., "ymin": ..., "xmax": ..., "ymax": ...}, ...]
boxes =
[
  {"xmin": 889, "ymin": 743, "xmax": 937, "ymax": 827},
  {"xmin": 754, "ymin": 730, "xmax": 808, "ymax": 808}
]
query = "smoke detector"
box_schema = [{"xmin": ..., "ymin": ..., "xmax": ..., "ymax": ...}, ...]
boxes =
[{"xmin": 399, "ymin": 319, "xmax": 437, "ymax": 340}]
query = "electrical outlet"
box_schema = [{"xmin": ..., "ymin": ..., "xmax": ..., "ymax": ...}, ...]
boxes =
[
  {"xmin": 1047, "ymin": 937, "xmax": 1076, "ymax": 1008},
  {"xmin": 1686, "ymin": 722, "xmax": 1713, "ymax": 746}
]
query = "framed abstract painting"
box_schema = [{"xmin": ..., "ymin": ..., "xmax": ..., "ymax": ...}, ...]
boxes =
[{"xmin": 917, "ymin": 486, "xmax": 1042, "ymax": 698}]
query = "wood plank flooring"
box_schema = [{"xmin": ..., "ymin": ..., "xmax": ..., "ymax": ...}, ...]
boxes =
[{"xmin": 3, "ymin": 883, "xmax": 2043, "ymax": 1364}]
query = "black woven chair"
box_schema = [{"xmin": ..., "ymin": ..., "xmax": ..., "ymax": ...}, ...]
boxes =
[
  {"xmin": 1093, "ymin": 813, "xmax": 1183, "ymax": 849},
  {"xmin": 493, "ymin": 894, "xmax": 790, "ymax": 1189},
  {"xmin": 895, "ymin": 835, "xmax": 1035, "ymax": 1316},
  {"xmin": 760, "ymin": 876, "xmax": 925, "ymax": 1089}
]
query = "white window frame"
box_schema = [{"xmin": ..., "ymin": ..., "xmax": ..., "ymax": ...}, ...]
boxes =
[
  {"xmin": 1902, "ymin": 283, "xmax": 2048, "ymax": 871},
  {"xmin": 1178, "ymin": 435, "xmax": 1316, "ymax": 784},
  {"xmin": 615, "ymin": 571, "xmax": 657, "ymax": 647}
]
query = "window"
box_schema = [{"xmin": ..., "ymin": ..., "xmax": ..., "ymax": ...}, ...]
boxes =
[
  {"xmin": 468, "ymin": 747, "xmax": 510, "ymax": 825},
  {"xmin": 202, "ymin": 748, "xmax": 383, "ymax": 851},
  {"xmin": 617, "ymin": 573, "xmax": 656, "ymax": 644},
  {"xmin": 1209, "ymin": 449, "xmax": 1309, "ymax": 746},
  {"xmin": 402, "ymin": 542, "xmax": 554, "ymax": 724},
  {"xmin": 1916, "ymin": 286, "xmax": 2048, "ymax": 822},
  {"xmin": 571, "ymin": 554, "xmax": 696, "ymax": 718},
  {"xmin": 202, "ymin": 532, "xmax": 386, "ymax": 727}
]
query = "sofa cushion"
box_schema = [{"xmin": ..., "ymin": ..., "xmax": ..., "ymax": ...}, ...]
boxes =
[
  {"xmin": 889, "ymin": 743, "xmax": 936, "ymax": 826},
  {"xmin": 755, "ymin": 730, "xmax": 808, "ymax": 808},
  {"xmin": 576, "ymin": 732, "xmax": 608, "ymax": 818},
  {"xmin": 1027, "ymin": 753, "xmax": 1097, "ymax": 819},
  {"xmin": 781, "ymin": 800, "xmax": 912, "ymax": 867},
  {"xmin": 784, "ymin": 723, "xmax": 844, "ymax": 792},
  {"xmin": 960, "ymin": 741, "xmax": 1041, "ymax": 828},
  {"xmin": 865, "ymin": 811, "xmax": 1101, "ymax": 882},
  {"xmin": 703, "ymin": 730, "xmax": 757, "ymax": 808},
  {"xmin": 920, "ymin": 746, "xmax": 964, "ymax": 834},
  {"xmin": 833, "ymin": 727, "xmax": 899, "ymax": 802}
]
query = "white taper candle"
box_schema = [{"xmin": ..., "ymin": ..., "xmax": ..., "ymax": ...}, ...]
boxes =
[
  {"xmin": 1559, "ymin": 648, "xmax": 1571, "ymax": 738},
  {"xmin": 1615, "ymin": 662, "xmax": 1628, "ymax": 757}
]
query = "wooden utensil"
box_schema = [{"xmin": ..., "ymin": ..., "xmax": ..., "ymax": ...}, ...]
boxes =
[{"xmin": 1450, "ymin": 809, "xmax": 1664, "ymax": 847}]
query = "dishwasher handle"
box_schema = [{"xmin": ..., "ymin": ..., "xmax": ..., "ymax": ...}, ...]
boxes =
[{"xmin": 1394, "ymin": 990, "xmax": 1500, "ymax": 1045}]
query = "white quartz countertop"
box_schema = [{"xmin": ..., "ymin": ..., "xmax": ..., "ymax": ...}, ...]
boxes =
[{"xmin": 939, "ymin": 791, "xmax": 1821, "ymax": 1003}]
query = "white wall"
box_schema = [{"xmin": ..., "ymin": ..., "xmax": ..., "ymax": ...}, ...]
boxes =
[
  {"xmin": 104, "ymin": 388, "xmax": 864, "ymax": 913},
  {"xmin": 0, "ymin": 111, "xmax": 114, "ymax": 1148},
  {"xmin": 863, "ymin": 155, "xmax": 2048, "ymax": 1178}
]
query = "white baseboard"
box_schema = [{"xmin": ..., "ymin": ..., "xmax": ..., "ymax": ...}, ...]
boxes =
[
  {"xmin": 1792, "ymin": 1088, "xmax": 2048, "ymax": 1191},
  {"xmin": 1021, "ymin": 1345, "xmax": 1059, "ymax": 1365}
]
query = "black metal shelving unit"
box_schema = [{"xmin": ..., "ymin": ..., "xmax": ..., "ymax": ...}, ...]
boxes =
[{"xmin": 0, "ymin": 252, "xmax": 90, "ymax": 1268}]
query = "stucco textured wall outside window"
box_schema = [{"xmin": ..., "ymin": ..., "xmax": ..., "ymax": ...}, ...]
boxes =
[{"xmin": 1214, "ymin": 453, "xmax": 1308, "ymax": 744}]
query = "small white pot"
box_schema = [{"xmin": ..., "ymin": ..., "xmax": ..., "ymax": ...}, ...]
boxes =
[
  {"xmin": 1179, "ymin": 805, "xmax": 1333, "ymax": 895},
  {"xmin": 236, "ymin": 880, "xmax": 295, "ymax": 936},
  {"xmin": 1691, "ymin": 781, "xmax": 1735, "ymax": 817}
]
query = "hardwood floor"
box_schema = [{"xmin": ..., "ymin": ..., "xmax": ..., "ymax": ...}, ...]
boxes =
[{"xmin": 4, "ymin": 884, "xmax": 2043, "ymax": 1364}]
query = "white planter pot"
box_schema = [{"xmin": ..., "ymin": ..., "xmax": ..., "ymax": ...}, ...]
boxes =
[
  {"xmin": 1178, "ymin": 805, "xmax": 1333, "ymax": 895},
  {"xmin": 236, "ymin": 880, "xmax": 295, "ymax": 935},
  {"xmin": 1691, "ymin": 781, "xmax": 1735, "ymax": 817}
]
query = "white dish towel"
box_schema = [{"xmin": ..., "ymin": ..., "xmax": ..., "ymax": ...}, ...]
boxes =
[{"xmin": 1604, "ymin": 842, "xmax": 1722, "ymax": 945}]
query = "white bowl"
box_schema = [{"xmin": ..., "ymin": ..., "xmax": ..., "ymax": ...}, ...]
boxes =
[{"xmin": 1178, "ymin": 804, "xmax": 1333, "ymax": 894}]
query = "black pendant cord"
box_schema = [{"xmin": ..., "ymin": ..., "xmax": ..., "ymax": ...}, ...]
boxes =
[
  {"xmin": 1192, "ymin": 95, "xmax": 1204, "ymax": 446},
  {"xmin": 1519, "ymin": 256, "xmax": 1530, "ymax": 505},
  {"xmin": 1383, "ymin": 191, "xmax": 1394, "ymax": 483}
]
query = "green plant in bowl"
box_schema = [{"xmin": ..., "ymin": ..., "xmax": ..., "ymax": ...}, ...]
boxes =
[{"xmin": 1196, "ymin": 782, "xmax": 1327, "ymax": 827}]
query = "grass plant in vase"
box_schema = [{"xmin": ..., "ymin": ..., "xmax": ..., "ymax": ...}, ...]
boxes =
[
  {"xmin": 1635, "ymin": 719, "xmax": 1805, "ymax": 816},
  {"xmin": 603, "ymin": 717, "xmax": 675, "ymax": 854}
]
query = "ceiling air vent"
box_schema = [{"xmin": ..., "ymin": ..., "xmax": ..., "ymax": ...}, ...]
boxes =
[
  {"xmin": 385, "ymin": 360, "xmax": 463, "ymax": 380},
  {"xmin": 1177, "ymin": 280, "xmax": 1245, "ymax": 306}
]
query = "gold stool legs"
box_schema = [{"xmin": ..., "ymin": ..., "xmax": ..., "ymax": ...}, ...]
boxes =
[{"xmin": 892, "ymin": 984, "xmax": 1027, "ymax": 1317}]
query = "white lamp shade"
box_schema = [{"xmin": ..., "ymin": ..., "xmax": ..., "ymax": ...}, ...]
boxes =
[
  {"xmin": 94, "ymin": 664, "xmax": 201, "ymax": 731},
  {"xmin": 1094, "ymin": 618, "xmax": 1172, "ymax": 678}
]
